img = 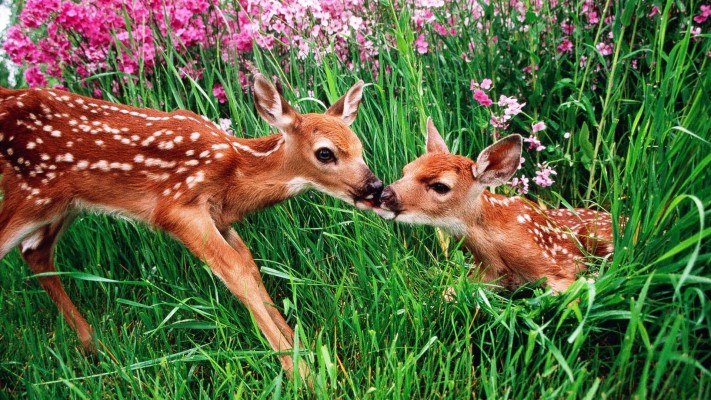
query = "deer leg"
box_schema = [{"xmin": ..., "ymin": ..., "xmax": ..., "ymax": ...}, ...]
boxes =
[
  {"xmin": 221, "ymin": 228, "xmax": 295, "ymax": 344},
  {"xmin": 547, "ymin": 277, "xmax": 575, "ymax": 293},
  {"xmin": 19, "ymin": 216, "xmax": 95, "ymax": 351},
  {"xmin": 158, "ymin": 208, "xmax": 307, "ymax": 379}
]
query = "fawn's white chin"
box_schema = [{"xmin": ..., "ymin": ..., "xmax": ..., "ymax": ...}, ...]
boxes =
[
  {"xmin": 355, "ymin": 200, "xmax": 376, "ymax": 210},
  {"xmin": 373, "ymin": 207, "xmax": 396, "ymax": 220}
]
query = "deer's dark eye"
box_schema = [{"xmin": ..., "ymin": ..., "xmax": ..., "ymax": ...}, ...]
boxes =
[
  {"xmin": 430, "ymin": 182, "xmax": 451, "ymax": 194},
  {"xmin": 315, "ymin": 148, "xmax": 336, "ymax": 163}
]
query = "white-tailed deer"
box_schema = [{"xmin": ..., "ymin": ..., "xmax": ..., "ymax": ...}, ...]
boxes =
[
  {"xmin": 376, "ymin": 118, "xmax": 614, "ymax": 293},
  {"xmin": 0, "ymin": 74, "xmax": 383, "ymax": 379}
]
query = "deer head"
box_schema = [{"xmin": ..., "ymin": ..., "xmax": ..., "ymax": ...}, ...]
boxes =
[
  {"xmin": 377, "ymin": 118, "xmax": 522, "ymax": 234},
  {"xmin": 252, "ymin": 74, "xmax": 382, "ymax": 209}
]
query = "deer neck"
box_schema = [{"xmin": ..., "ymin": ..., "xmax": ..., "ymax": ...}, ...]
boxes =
[
  {"xmin": 459, "ymin": 190, "xmax": 519, "ymax": 265},
  {"xmin": 217, "ymin": 132, "xmax": 309, "ymax": 220}
]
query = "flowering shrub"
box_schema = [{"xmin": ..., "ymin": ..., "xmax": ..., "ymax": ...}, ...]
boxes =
[
  {"xmin": 3, "ymin": 0, "xmax": 708, "ymax": 195},
  {"xmin": 3, "ymin": 0, "xmax": 386, "ymax": 88}
]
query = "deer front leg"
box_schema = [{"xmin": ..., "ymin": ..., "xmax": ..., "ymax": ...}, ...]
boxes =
[
  {"xmin": 157, "ymin": 208, "xmax": 306, "ymax": 379},
  {"xmin": 220, "ymin": 228, "xmax": 295, "ymax": 344}
]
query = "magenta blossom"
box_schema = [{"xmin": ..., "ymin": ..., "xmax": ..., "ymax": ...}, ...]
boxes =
[
  {"xmin": 414, "ymin": 34, "xmax": 429, "ymax": 54},
  {"xmin": 24, "ymin": 66, "xmax": 48, "ymax": 87},
  {"xmin": 694, "ymin": 5, "xmax": 710, "ymax": 23},
  {"xmin": 596, "ymin": 42, "xmax": 613, "ymax": 56},
  {"xmin": 473, "ymin": 89, "xmax": 493, "ymax": 106},
  {"xmin": 213, "ymin": 83, "xmax": 227, "ymax": 104},
  {"xmin": 557, "ymin": 38, "xmax": 573, "ymax": 53},
  {"xmin": 499, "ymin": 96, "xmax": 526, "ymax": 116}
]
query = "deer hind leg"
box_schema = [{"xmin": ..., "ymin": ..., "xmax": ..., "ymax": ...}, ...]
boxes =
[
  {"xmin": 19, "ymin": 216, "xmax": 95, "ymax": 352},
  {"xmin": 0, "ymin": 197, "xmax": 50, "ymax": 259},
  {"xmin": 547, "ymin": 276, "xmax": 575, "ymax": 293}
]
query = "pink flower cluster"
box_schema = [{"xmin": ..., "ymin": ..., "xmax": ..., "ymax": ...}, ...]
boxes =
[
  {"xmin": 3, "ymin": 0, "xmax": 385, "ymax": 90},
  {"xmin": 533, "ymin": 164, "xmax": 557, "ymax": 188},
  {"xmin": 470, "ymin": 79, "xmax": 525, "ymax": 132},
  {"xmin": 468, "ymin": 77, "xmax": 555, "ymax": 192},
  {"xmin": 5, "ymin": 0, "xmax": 704, "ymax": 94},
  {"xmin": 694, "ymin": 4, "xmax": 711, "ymax": 24}
]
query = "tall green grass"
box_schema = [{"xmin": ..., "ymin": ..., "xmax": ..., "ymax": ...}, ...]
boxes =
[{"xmin": 1, "ymin": 1, "xmax": 709, "ymax": 398}]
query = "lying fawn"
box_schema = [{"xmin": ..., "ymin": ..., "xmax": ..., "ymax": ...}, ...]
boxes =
[
  {"xmin": 376, "ymin": 118, "xmax": 614, "ymax": 292},
  {"xmin": 0, "ymin": 74, "xmax": 383, "ymax": 378}
]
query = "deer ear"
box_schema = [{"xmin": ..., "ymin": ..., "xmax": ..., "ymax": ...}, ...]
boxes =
[
  {"xmin": 253, "ymin": 73, "xmax": 300, "ymax": 132},
  {"xmin": 425, "ymin": 117, "xmax": 450, "ymax": 154},
  {"xmin": 472, "ymin": 134, "xmax": 522, "ymax": 187},
  {"xmin": 325, "ymin": 80, "xmax": 364, "ymax": 126}
]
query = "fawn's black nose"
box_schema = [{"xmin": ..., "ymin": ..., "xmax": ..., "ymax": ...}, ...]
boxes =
[
  {"xmin": 379, "ymin": 186, "xmax": 398, "ymax": 209},
  {"xmin": 366, "ymin": 179, "xmax": 384, "ymax": 198}
]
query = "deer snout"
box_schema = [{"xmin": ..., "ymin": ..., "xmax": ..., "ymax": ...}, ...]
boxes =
[
  {"xmin": 379, "ymin": 186, "xmax": 401, "ymax": 212},
  {"xmin": 353, "ymin": 174, "xmax": 384, "ymax": 209},
  {"xmin": 364, "ymin": 178, "xmax": 384, "ymax": 201}
]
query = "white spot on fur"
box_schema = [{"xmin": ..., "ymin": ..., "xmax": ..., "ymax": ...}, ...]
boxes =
[{"xmin": 232, "ymin": 136, "xmax": 284, "ymax": 157}]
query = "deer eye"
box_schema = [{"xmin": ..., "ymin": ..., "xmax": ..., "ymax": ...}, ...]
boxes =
[
  {"xmin": 315, "ymin": 147, "xmax": 336, "ymax": 163},
  {"xmin": 429, "ymin": 182, "xmax": 451, "ymax": 194}
]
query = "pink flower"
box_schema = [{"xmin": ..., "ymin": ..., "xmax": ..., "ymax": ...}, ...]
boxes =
[
  {"xmin": 213, "ymin": 83, "xmax": 227, "ymax": 104},
  {"xmin": 560, "ymin": 21, "xmax": 575, "ymax": 35},
  {"xmin": 480, "ymin": 78, "xmax": 492, "ymax": 90},
  {"xmin": 219, "ymin": 118, "xmax": 234, "ymax": 135},
  {"xmin": 524, "ymin": 135, "xmax": 546, "ymax": 152},
  {"xmin": 532, "ymin": 121, "xmax": 546, "ymax": 132},
  {"xmin": 433, "ymin": 22, "xmax": 449, "ymax": 36},
  {"xmin": 414, "ymin": 34, "xmax": 429, "ymax": 54},
  {"xmin": 533, "ymin": 164, "xmax": 557, "ymax": 187},
  {"xmin": 596, "ymin": 42, "xmax": 613, "ymax": 56},
  {"xmin": 2, "ymin": 27, "xmax": 37, "ymax": 64},
  {"xmin": 24, "ymin": 66, "xmax": 47, "ymax": 87},
  {"xmin": 499, "ymin": 95, "xmax": 526, "ymax": 116},
  {"xmin": 510, "ymin": 175, "xmax": 530, "ymax": 194},
  {"xmin": 649, "ymin": 5, "xmax": 660, "ymax": 17},
  {"xmin": 557, "ymin": 38, "xmax": 573, "ymax": 53},
  {"xmin": 693, "ymin": 5, "xmax": 710, "ymax": 23},
  {"xmin": 490, "ymin": 115, "xmax": 508, "ymax": 129},
  {"xmin": 473, "ymin": 89, "xmax": 493, "ymax": 106}
]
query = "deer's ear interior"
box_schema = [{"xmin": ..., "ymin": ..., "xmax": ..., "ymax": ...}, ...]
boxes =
[
  {"xmin": 473, "ymin": 134, "xmax": 523, "ymax": 187},
  {"xmin": 325, "ymin": 80, "xmax": 365, "ymax": 126},
  {"xmin": 253, "ymin": 73, "xmax": 300, "ymax": 132}
]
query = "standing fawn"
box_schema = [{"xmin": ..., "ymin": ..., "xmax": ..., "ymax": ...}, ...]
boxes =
[
  {"xmin": 0, "ymin": 74, "xmax": 383, "ymax": 379},
  {"xmin": 376, "ymin": 118, "xmax": 614, "ymax": 293}
]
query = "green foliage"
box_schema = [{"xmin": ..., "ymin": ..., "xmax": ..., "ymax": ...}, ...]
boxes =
[{"xmin": 1, "ymin": 0, "xmax": 709, "ymax": 398}]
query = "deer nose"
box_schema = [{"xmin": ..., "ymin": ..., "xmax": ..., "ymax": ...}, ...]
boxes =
[
  {"xmin": 379, "ymin": 186, "xmax": 397, "ymax": 207},
  {"xmin": 365, "ymin": 179, "xmax": 384, "ymax": 199}
]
